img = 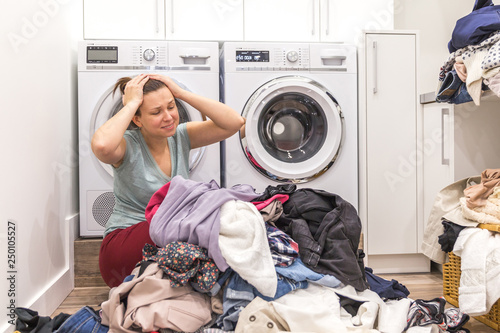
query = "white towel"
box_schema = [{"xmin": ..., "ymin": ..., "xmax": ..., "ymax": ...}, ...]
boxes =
[
  {"xmin": 218, "ymin": 200, "xmax": 277, "ymax": 297},
  {"xmin": 454, "ymin": 228, "xmax": 489, "ymax": 315}
]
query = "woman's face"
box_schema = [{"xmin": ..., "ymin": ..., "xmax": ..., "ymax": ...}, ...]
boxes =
[{"xmin": 133, "ymin": 87, "xmax": 179, "ymax": 137}]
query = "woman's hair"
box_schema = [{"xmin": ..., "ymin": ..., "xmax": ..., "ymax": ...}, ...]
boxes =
[
  {"xmin": 113, "ymin": 76, "xmax": 167, "ymax": 99},
  {"xmin": 113, "ymin": 76, "xmax": 168, "ymax": 129}
]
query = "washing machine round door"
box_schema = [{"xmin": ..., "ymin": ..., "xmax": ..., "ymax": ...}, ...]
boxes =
[
  {"xmin": 90, "ymin": 82, "xmax": 205, "ymax": 179},
  {"xmin": 240, "ymin": 76, "xmax": 343, "ymax": 183}
]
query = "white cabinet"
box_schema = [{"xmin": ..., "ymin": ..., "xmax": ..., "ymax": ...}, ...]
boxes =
[
  {"xmin": 244, "ymin": 0, "xmax": 320, "ymax": 42},
  {"xmin": 321, "ymin": 0, "xmax": 394, "ymax": 43},
  {"xmin": 166, "ymin": 0, "xmax": 243, "ymax": 41},
  {"xmin": 83, "ymin": 0, "xmax": 393, "ymax": 42},
  {"xmin": 84, "ymin": 0, "xmax": 166, "ymax": 40},
  {"xmin": 243, "ymin": 0, "xmax": 394, "ymax": 43},
  {"xmin": 359, "ymin": 31, "xmax": 430, "ymax": 273},
  {"xmin": 83, "ymin": 0, "xmax": 243, "ymax": 41}
]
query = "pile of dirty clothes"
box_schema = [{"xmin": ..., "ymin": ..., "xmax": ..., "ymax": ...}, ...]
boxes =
[
  {"xmin": 423, "ymin": 168, "xmax": 500, "ymax": 317},
  {"xmin": 95, "ymin": 176, "xmax": 468, "ymax": 333},
  {"xmin": 15, "ymin": 176, "xmax": 471, "ymax": 332},
  {"xmin": 436, "ymin": 0, "xmax": 500, "ymax": 105}
]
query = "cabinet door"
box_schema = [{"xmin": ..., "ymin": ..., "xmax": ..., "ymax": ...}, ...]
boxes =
[
  {"xmin": 166, "ymin": 0, "xmax": 243, "ymax": 41},
  {"xmin": 84, "ymin": 0, "xmax": 165, "ymax": 40},
  {"xmin": 320, "ymin": 0, "xmax": 394, "ymax": 43},
  {"xmin": 244, "ymin": 0, "xmax": 320, "ymax": 42},
  {"xmin": 422, "ymin": 103, "xmax": 454, "ymax": 225},
  {"xmin": 365, "ymin": 33, "xmax": 418, "ymax": 255}
]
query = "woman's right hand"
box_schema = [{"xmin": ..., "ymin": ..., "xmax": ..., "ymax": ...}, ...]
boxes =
[{"xmin": 122, "ymin": 74, "xmax": 149, "ymax": 108}]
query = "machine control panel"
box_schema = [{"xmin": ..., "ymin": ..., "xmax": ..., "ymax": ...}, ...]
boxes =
[
  {"xmin": 233, "ymin": 46, "xmax": 309, "ymax": 70},
  {"xmin": 83, "ymin": 43, "xmax": 166, "ymax": 68}
]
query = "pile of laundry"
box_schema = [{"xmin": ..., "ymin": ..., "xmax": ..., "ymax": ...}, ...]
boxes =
[
  {"xmin": 423, "ymin": 168, "xmax": 500, "ymax": 317},
  {"xmin": 16, "ymin": 176, "xmax": 471, "ymax": 332},
  {"xmin": 436, "ymin": 0, "xmax": 500, "ymax": 105}
]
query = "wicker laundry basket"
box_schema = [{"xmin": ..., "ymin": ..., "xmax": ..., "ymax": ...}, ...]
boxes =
[{"xmin": 443, "ymin": 223, "xmax": 500, "ymax": 331}]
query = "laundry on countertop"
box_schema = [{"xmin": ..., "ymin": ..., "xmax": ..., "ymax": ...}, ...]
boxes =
[
  {"xmin": 436, "ymin": 0, "xmax": 500, "ymax": 106},
  {"xmin": 448, "ymin": 0, "xmax": 500, "ymax": 53}
]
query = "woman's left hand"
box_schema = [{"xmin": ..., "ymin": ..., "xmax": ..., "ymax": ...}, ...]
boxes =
[{"xmin": 148, "ymin": 74, "xmax": 185, "ymax": 99}]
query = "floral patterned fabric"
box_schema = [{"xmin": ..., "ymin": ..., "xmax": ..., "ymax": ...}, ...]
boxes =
[{"xmin": 142, "ymin": 242, "xmax": 219, "ymax": 292}]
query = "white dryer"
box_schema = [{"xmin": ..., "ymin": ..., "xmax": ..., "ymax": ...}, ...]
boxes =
[
  {"xmin": 221, "ymin": 42, "xmax": 358, "ymax": 209},
  {"xmin": 78, "ymin": 40, "xmax": 220, "ymax": 237}
]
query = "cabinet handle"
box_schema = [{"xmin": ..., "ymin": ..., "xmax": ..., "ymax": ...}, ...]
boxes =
[
  {"xmin": 373, "ymin": 40, "xmax": 378, "ymax": 94},
  {"xmin": 312, "ymin": 0, "xmax": 316, "ymax": 36},
  {"xmin": 170, "ymin": 0, "xmax": 174, "ymax": 34},
  {"xmin": 325, "ymin": 0, "xmax": 330, "ymax": 36},
  {"xmin": 441, "ymin": 108, "xmax": 450, "ymax": 166},
  {"xmin": 155, "ymin": 0, "xmax": 159, "ymax": 34}
]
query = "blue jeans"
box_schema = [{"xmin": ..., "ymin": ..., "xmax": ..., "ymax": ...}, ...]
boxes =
[
  {"xmin": 275, "ymin": 258, "xmax": 341, "ymax": 288},
  {"xmin": 436, "ymin": 70, "xmax": 473, "ymax": 105},
  {"xmin": 216, "ymin": 270, "xmax": 309, "ymax": 330},
  {"xmin": 55, "ymin": 306, "xmax": 109, "ymax": 333}
]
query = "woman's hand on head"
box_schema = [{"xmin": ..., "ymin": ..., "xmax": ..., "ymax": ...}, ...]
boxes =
[
  {"xmin": 122, "ymin": 74, "xmax": 149, "ymax": 109},
  {"xmin": 148, "ymin": 74, "xmax": 185, "ymax": 99}
]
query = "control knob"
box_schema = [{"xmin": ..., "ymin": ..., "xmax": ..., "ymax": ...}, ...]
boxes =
[
  {"xmin": 143, "ymin": 49, "xmax": 155, "ymax": 61},
  {"xmin": 286, "ymin": 50, "xmax": 299, "ymax": 63}
]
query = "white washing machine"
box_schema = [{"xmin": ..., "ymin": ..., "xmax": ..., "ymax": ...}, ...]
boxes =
[
  {"xmin": 221, "ymin": 42, "xmax": 358, "ymax": 209},
  {"xmin": 78, "ymin": 40, "xmax": 220, "ymax": 237}
]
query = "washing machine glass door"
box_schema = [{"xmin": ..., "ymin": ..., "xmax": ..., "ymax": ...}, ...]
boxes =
[
  {"xmin": 90, "ymin": 84, "xmax": 205, "ymax": 179},
  {"xmin": 241, "ymin": 76, "xmax": 343, "ymax": 183}
]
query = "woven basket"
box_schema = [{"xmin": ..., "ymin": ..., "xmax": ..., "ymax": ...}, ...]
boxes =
[{"xmin": 442, "ymin": 223, "xmax": 500, "ymax": 331}]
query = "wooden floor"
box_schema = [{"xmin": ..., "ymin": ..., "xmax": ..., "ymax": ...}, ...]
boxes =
[{"xmin": 52, "ymin": 270, "xmax": 499, "ymax": 332}]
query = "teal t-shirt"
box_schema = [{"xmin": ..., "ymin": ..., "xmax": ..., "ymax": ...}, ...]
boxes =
[{"xmin": 104, "ymin": 124, "xmax": 191, "ymax": 237}]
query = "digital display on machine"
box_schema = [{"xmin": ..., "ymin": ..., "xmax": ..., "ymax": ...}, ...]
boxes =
[
  {"xmin": 236, "ymin": 50, "xmax": 269, "ymax": 62},
  {"xmin": 87, "ymin": 46, "xmax": 118, "ymax": 63}
]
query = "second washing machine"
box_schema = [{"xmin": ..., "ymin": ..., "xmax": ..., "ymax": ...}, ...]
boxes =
[
  {"xmin": 78, "ymin": 40, "xmax": 220, "ymax": 237},
  {"xmin": 221, "ymin": 42, "xmax": 358, "ymax": 209}
]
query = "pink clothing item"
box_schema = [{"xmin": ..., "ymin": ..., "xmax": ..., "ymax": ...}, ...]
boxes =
[
  {"xmin": 145, "ymin": 181, "xmax": 171, "ymax": 224},
  {"xmin": 484, "ymin": 72, "xmax": 500, "ymax": 98},
  {"xmin": 253, "ymin": 194, "xmax": 289, "ymax": 210},
  {"xmin": 464, "ymin": 169, "xmax": 500, "ymax": 209},
  {"xmin": 454, "ymin": 62, "xmax": 467, "ymax": 82},
  {"xmin": 101, "ymin": 262, "xmax": 212, "ymax": 333}
]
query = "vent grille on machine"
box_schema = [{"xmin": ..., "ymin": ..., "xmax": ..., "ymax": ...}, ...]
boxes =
[{"xmin": 92, "ymin": 192, "xmax": 115, "ymax": 227}]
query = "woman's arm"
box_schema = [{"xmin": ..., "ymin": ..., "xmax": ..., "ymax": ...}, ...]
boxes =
[
  {"xmin": 91, "ymin": 74, "xmax": 149, "ymax": 165},
  {"xmin": 148, "ymin": 74, "xmax": 245, "ymax": 149}
]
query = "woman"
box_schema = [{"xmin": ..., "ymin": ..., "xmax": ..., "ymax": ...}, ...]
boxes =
[{"xmin": 92, "ymin": 73, "xmax": 245, "ymax": 287}]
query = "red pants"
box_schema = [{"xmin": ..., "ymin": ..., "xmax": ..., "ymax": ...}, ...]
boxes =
[{"xmin": 99, "ymin": 221, "xmax": 154, "ymax": 288}]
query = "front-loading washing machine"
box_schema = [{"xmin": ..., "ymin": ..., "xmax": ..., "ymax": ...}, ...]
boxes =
[
  {"xmin": 220, "ymin": 42, "xmax": 358, "ymax": 209},
  {"xmin": 78, "ymin": 40, "xmax": 220, "ymax": 237}
]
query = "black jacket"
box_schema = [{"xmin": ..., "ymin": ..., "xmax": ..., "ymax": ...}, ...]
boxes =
[{"xmin": 276, "ymin": 188, "xmax": 369, "ymax": 291}]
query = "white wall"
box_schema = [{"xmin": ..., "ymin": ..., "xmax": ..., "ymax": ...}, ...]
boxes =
[
  {"xmin": 0, "ymin": 0, "xmax": 82, "ymax": 331},
  {"xmin": 394, "ymin": 0, "xmax": 472, "ymax": 94}
]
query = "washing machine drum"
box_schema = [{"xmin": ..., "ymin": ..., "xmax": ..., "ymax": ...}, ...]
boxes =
[
  {"xmin": 241, "ymin": 76, "xmax": 344, "ymax": 183},
  {"xmin": 91, "ymin": 84, "xmax": 205, "ymax": 180}
]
